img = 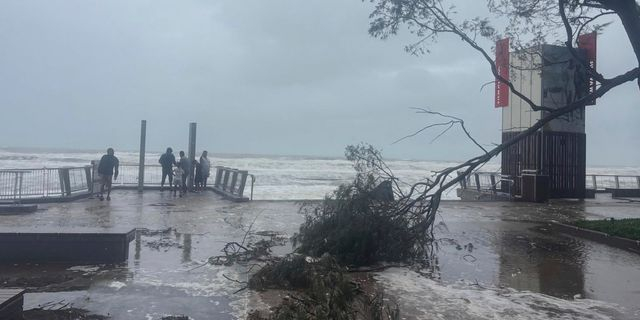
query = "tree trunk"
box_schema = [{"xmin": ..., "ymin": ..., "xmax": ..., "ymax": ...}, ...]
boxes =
[{"xmin": 613, "ymin": 0, "xmax": 640, "ymax": 88}]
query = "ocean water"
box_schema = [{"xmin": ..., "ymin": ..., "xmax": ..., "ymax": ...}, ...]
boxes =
[{"xmin": 1, "ymin": 148, "xmax": 639, "ymax": 200}]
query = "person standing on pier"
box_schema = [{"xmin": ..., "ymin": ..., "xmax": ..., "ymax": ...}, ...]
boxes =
[
  {"xmin": 98, "ymin": 147, "xmax": 119, "ymax": 201},
  {"xmin": 159, "ymin": 147, "xmax": 176, "ymax": 191},
  {"xmin": 199, "ymin": 151, "xmax": 211, "ymax": 190},
  {"xmin": 178, "ymin": 151, "xmax": 190, "ymax": 194}
]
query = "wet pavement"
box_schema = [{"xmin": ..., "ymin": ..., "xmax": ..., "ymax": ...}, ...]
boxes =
[{"xmin": 1, "ymin": 191, "xmax": 639, "ymax": 319}]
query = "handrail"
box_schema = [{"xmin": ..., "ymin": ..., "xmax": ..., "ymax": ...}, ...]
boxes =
[
  {"xmin": 211, "ymin": 166, "xmax": 252, "ymax": 202},
  {"xmin": 0, "ymin": 166, "xmax": 91, "ymax": 201},
  {"xmin": 0, "ymin": 167, "xmax": 88, "ymax": 171},
  {"xmin": 1, "ymin": 163, "xmax": 256, "ymax": 202},
  {"xmin": 458, "ymin": 171, "xmax": 640, "ymax": 193}
]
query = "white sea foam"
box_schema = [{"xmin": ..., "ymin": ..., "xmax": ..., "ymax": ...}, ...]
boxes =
[
  {"xmin": 66, "ymin": 265, "xmax": 101, "ymax": 273},
  {"xmin": 375, "ymin": 268, "xmax": 625, "ymax": 320},
  {"xmin": 108, "ymin": 281, "xmax": 127, "ymax": 290},
  {"xmin": 131, "ymin": 265, "xmax": 245, "ymax": 298}
]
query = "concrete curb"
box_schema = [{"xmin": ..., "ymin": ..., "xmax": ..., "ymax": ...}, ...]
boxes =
[
  {"xmin": 0, "ymin": 192, "xmax": 92, "ymax": 205},
  {"xmin": 546, "ymin": 221, "xmax": 640, "ymax": 254},
  {"xmin": 0, "ymin": 187, "xmax": 218, "ymax": 205},
  {"xmin": 0, "ymin": 205, "xmax": 38, "ymax": 215}
]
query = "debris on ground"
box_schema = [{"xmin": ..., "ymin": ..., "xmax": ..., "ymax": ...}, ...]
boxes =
[
  {"xmin": 23, "ymin": 307, "xmax": 108, "ymax": 320},
  {"xmin": 247, "ymin": 254, "xmax": 399, "ymax": 320}
]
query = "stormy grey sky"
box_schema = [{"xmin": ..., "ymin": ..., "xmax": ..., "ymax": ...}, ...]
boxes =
[{"xmin": 0, "ymin": 0, "xmax": 638, "ymax": 165}]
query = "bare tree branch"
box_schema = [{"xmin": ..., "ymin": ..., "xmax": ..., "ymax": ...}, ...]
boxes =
[{"xmin": 412, "ymin": 108, "xmax": 488, "ymax": 153}]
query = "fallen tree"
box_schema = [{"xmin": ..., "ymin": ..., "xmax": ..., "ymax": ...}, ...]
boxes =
[
  {"xmin": 293, "ymin": 144, "xmax": 435, "ymax": 267},
  {"xmin": 246, "ymin": 254, "xmax": 400, "ymax": 320}
]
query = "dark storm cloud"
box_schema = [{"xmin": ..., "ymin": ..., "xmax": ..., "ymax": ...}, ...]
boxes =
[{"xmin": 0, "ymin": 0, "xmax": 637, "ymax": 165}]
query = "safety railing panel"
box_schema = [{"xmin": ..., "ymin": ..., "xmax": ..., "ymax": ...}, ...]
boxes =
[
  {"xmin": 212, "ymin": 166, "xmax": 254, "ymax": 201},
  {"xmin": 112, "ymin": 164, "xmax": 164, "ymax": 186},
  {"xmin": 460, "ymin": 172, "xmax": 509, "ymax": 193},
  {"xmin": 1, "ymin": 163, "xmax": 253, "ymax": 202},
  {"xmin": 0, "ymin": 167, "xmax": 90, "ymax": 201},
  {"xmin": 460, "ymin": 172, "xmax": 640, "ymax": 195},
  {"xmin": 587, "ymin": 175, "xmax": 640, "ymax": 190}
]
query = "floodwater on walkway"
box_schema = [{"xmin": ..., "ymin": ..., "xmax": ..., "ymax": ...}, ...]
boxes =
[
  {"xmin": 1, "ymin": 191, "xmax": 640, "ymax": 319},
  {"xmin": 378, "ymin": 220, "xmax": 640, "ymax": 319}
]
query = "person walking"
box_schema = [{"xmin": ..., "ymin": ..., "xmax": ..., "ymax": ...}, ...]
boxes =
[
  {"xmin": 199, "ymin": 151, "xmax": 211, "ymax": 190},
  {"xmin": 97, "ymin": 147, "xmax": 119, "ymax": 201},
  {"xmin": 178, "ymin": 151, "xmax": 191, "ymax": 194},
  {"xmin": 159, "ymin": 147, "xmax": 176, "ymax": 191}
]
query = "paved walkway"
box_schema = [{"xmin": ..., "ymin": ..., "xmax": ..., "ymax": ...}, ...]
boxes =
[{"xmin": 0, "ymin": 190, "xmax": 639, "ymax": 319}]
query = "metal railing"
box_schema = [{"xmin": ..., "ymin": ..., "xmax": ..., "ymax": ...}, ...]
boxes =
[
  {"xmin": 458, "ymin": 172, "xmax": 640, "ymax": 195},
  {"xmin": 0, "ymin": 166, "xmax": 92, "ymax": 201},
  {"xmin": 458, "ymin": 171, "xmax": 513, "ymax": 195},
  {"xmin": 112, "ymin": 164, "xmax": 165, "ymax": 186},
  {"xmin": 212, "ymin": 166, "xmax": 254, "ymax": 201},
  {"xmin": 586, "ymin": 175, "xmax": 640, "ymax": 190},
  {"xmin": 1, "ymin": 163, "xmax": 255, "ymax": 203}
]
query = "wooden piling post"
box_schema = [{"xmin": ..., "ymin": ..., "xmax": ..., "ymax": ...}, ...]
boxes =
[{"xmin": 137, "ymin": 120, "xmax": 147, "ymax": 192}]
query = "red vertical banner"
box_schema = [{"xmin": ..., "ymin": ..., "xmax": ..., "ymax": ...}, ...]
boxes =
[
  {"xmin": 495, "ymin": 38, "xmax": 509, "ymax": 108},
  {"xmin": 578, "ymin": 32, "xmax": 597, "ymax": 105}
]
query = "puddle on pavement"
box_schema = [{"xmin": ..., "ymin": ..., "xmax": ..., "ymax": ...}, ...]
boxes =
[{"xmin": 2, "ymin": 230, "xmax": 257, "ymax": 319}]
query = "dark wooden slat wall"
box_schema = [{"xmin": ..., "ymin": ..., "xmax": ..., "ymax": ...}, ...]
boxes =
[{"xmin": 502, "ymin": 131, "xmax": 586, "ymax": 198}]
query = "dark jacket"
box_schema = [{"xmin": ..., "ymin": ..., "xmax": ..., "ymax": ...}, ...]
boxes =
[
  {"xmin": 178, "ymin": 156, "xmax": 191, "ymax": 174},
  {"xmin": 159, "ymin": 153, "xmax": 176, "ymax": 169},
  {"xmin": 98, "ymin": 155, "xmax": 119, "ymax": 176}
]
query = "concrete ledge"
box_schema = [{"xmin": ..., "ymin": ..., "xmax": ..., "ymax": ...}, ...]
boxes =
[
  {"xmin": 456, "ymin": 188, "xmax": 511, "ymax": 201},
  {"xmin": 0, "ymin": 204, "xmax": 38, "ymax": 215},
  {"xmin": 0, "ymin": 192, "xmax": 92, "ymax": 205},
  {"xmin": 112, "ymin": 185, "xmax": 215, "ymax": 192},
  {"xmin": 605, "ymin": 188, "xmax": 640, "ymax": 198},
  {"xmin": 212, "ymin": 187, "xmax": 249, "ymax": 202},
  {"xmin": 0, "ymin": 289, "xmax": 25, "ymax": 320},
  {"xmin": 0, "ymin": 186, "xmax": 218, "ymax": 205},
  {"xmin": 0, "ymin": 229, "xmax": 136, "ymax": 264},
  {"xmin": 546, "ymin": 221, "xmax": 640, "ymax": 254}
]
